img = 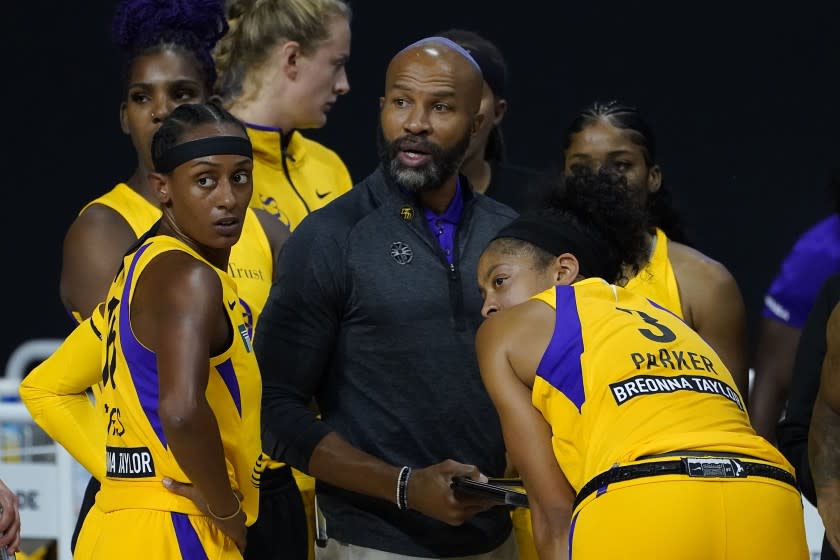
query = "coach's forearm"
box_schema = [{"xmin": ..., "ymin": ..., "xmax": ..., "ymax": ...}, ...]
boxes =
[{"xmin": 308, "ymin": 432, "xmax": 401, "ymax": 504}]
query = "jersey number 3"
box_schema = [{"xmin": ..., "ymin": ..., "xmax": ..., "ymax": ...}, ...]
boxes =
[{"xmin": 616, "ymin": 307, "xmax": 677, "ymax": 343}]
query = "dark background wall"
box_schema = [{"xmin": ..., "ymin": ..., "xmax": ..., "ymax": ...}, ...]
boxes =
[{"xmin": 3, "ymin": 1, "xmax": 839, "ymax": 369}]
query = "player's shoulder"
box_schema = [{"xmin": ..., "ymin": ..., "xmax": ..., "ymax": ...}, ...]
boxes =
[
  {"xmin": 478, "ymin": 299, "xmax": 555, "ymax": 351},
  {"xmin": 668, "ymin": 240, "xmax": 736, "ymax": 288},
  {"xmin": 142, "ymin": 245, "xmax": 222, "ymax": 299}
]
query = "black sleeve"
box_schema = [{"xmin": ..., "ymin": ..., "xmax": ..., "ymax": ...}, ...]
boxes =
[
  {"xmin": 777, "ymin": 273, "xmax": 840, "ymax": 506},
  {"xmin": 254, "ymin": 220, "xmax": 346, "ymax": 472}
]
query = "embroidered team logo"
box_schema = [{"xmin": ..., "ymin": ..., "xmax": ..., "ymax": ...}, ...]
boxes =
[
  {"xmin": 399, "ymin": 206, "xmax": 415, "ymax": 221},
  {"xmin": 390, "ymin": 242, "xmax": 413, "ymax": 265}
]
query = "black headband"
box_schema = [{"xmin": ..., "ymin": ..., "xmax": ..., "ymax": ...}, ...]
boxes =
[
  {"xmin": 491, "ymin": 217, "xmax": 612, "ymax": 279},
  {"xmin": 153, "ymin": 136, "xmax": 253, "ymax": 173},
  {"xmin": 465, "ymin": 48, "xmax": 505, "ymax": 98}
]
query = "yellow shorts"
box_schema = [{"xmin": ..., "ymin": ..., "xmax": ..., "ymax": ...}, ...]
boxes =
[
  {"xmin": 74, "ymin": 503, "xmax": 241, "ymax": 559},
  {"xmin": 570, "ymin": 476, "xmax": 808, "ymax": 559},
  {"xmin": 511, "ymin": 507, "xmax": 538, "ymax": 560}
]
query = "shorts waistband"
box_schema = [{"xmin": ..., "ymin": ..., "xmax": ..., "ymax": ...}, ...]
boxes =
[
  {"xmin": 573, "ymin": 456, "xmax": 797, "ymax": 511},
  {"xmin": 96, "ymin": 482, "xmax": 204, "ymax": 515}
]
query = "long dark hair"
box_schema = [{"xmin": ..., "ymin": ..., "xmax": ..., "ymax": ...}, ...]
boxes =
[
  {"xmin": 562, "ymin": 100, "xmax": 691, "ymax": 245},
  {"xmin": 491, "ymin": 168, "xmax": 650, "ymax": 284}
]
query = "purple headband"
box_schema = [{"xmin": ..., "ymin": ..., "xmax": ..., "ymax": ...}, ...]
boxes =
[{"xmin": 395, "ymin": 36, "xmax": 483, "ymax": 76}]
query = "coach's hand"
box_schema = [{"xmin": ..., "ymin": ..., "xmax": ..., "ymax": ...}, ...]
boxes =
[
  {"xmin": 163, "ymin": 478, "xmax": 247, "ymax": 553},
  {"xmin": 407, "ymin": 459, "xmax": 497, "ymax": 526}
]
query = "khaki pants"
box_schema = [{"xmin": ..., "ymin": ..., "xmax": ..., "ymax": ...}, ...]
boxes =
[{"xmin": 315, "ymin": 529, "xmax": 519, "ymax": 560}]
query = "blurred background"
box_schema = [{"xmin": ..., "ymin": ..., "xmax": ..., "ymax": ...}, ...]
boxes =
[{"xmin": 1, "ymin": 1, "xmax": 839, "ymax": 557}]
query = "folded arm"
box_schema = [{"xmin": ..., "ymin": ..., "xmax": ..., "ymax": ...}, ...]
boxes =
[{"xmin": 19, "ymin": 310, "xmax": 107, "ymax": 479}]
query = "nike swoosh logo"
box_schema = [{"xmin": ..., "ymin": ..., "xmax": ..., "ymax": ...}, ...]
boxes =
[
  {"xmin": 228, "ymin": 300, "xmax": 237, "ymax": 310},
  {"xmin": 315, "ymin": 190, "xmax": 331, "ymax": 199}
]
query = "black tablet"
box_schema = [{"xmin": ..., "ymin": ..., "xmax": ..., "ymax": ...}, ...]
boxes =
[{"xmin": 450, "ymin": 476, "xmax": 529, "ymax": 508}]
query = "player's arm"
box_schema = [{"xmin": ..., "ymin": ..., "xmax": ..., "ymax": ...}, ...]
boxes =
[
  {"xmin": 136, "ymin": 253, "xmax": 245, "ymax": 547},
  {"xmin": 750, "ymin": 317, "xmax": 801, "ymax": 442},
  {"xmin": 476, "ymin": 313, "xmax": 574, "ymax": 560},
  {"xmin": 674, "ymin": 246, "xmax": 749, "ymax": 401},
  {"xmin": 19, "ymin": 308, "xmax": 108, "ymax": 479},
  {"xmin": 811, "ymin": 301, "xmax": 840, "ymax": 555},
  {"xmin": 252, "ymin": 208, "xmax": 290, "ymax": 282},
  {"xmin": 60, "ymin": 205, "xmax": 138, "ymax": 321}
]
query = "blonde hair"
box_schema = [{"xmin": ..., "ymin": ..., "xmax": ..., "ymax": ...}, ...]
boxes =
[{"xmin": 215, "ymin": 0, "xmax": 351, "ymax": 103}]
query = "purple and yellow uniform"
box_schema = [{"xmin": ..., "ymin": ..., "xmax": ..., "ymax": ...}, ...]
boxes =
[
  {"xmin": 514, "ymin": 228, "xmax": 682, "ymax": 560},
  {"xmin": 81, "ymin": 183, "xmax": 272, "ymax": 335},
  {"xmin": 24, "ymin": 236, "xmax": 263, "ymax": 559},
  {"xmin": 530, "ymin": 279, "xmax": 807, "ymax": 559},
  {"xmin": 83, "ymin": 182, "xmax": 315, "ymax": 557},
  {"xmin": 624, "ymin": 227, "xmax": 683, "ymax": 318},
  {"xmin": 83, "ymin": 236, "xmax": 262, "ymax": 559}
]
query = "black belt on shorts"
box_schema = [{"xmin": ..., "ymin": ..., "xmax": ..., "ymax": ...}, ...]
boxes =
[{"xmin": 573, "ymin": 456, "xmax": 797, "ymax": 511}]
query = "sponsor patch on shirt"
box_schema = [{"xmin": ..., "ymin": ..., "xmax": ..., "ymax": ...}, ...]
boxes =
[
  {"xmin": 239, "ymin": 323, "xmax": 253, "ymax": 353},
  {"xmin": 106, "ymin": 446, "xmax": 156, "ymax": 478}
]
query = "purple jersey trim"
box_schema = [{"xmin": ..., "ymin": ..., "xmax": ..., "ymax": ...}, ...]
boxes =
[
  {"xmin": 171, "ymin": 512, "xmax": 210, "ymax": 560},
  {"xmin": 568, "ymin": 512, "xmax": 579, "ymax": 559},
  {"xmin": 647, "ymin": 298, "xmax": 686, "ymax": 323},
  {"xmin": 535, "ymin": 285, "xmax": 586, "ymax": 412},
  {"xmin": 120, "ymin": 243, "xmax": 168, "ymax": 448},
  {"xmin": 215, "ymin": 358, "xmax": 242, "ymax": 417},
  {"xmin": 244, "ymin": 121, "xmax": 282, "ymax": 133}
]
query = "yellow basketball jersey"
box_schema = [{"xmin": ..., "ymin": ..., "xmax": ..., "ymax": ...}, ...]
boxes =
[
  {"xmin": 96, "ymin": 235, "xmax": 263, "ymax": 524},
  {"xmin": 246, "ymin": 125, "xmax": 352, "ymax": 231},
  {"xmin": 624, "ymin": 227, "xmax": 683, "ymax": 318},
  {"xmin": 530, "ymin": 278, "xmax": 789, "ymax": 492},
  {"xmin": 83, "ymin": 183, "xmax": 272, "ymax": 335}
]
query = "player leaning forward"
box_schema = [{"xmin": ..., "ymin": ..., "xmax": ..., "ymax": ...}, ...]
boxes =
[{"xmin": 474, "ymin": 168, "xmax": 808, "ymax": 559}]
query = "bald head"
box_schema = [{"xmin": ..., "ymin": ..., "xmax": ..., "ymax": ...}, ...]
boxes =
[{"xmin": 385, "ymin": 36, "xmax": 485, "ymax": 114}]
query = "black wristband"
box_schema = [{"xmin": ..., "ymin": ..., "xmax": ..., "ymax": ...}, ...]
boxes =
[{"xmin": 397, "ymin": 466, "xmax": 412, "ymax": 510}]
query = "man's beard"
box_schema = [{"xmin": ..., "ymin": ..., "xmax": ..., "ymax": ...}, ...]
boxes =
[{"xmin": 377, "ymin": 125, "xmax": 471, "ymax": 193}]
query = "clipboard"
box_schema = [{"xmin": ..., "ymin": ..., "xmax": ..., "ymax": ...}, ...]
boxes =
[{"xmin": 450, "ymin": 476, "xmax": 529, "ymax": 508}]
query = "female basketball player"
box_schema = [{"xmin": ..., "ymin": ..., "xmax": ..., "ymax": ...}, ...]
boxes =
[
  {"xmin": 22, "ymin": 103, "xmax": 263, "ymax": 559},
  {"xmin": 560, "ymin": 101, "xmax": 749, "ymax": 399},
  {"xmin": 475, "ymin": 169, "xmax": 808, "ymax": 559},
  {"xmin": 58, "ymin": 1, "xmax": 298, "ymax": 556},
  {"xmin": 214, "ymin": 0, "xmax": 353, "ymax": 231}
]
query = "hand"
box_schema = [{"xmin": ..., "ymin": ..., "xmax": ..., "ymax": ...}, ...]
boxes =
[
  {"xmin": 163, "ymin": 478, "xmax": 246, "ymax": 553},
  {"xmin": 406, "ymin": 459, "xmax": 497, "ymax": 526},
  {"xmin": 0, "ymin": 479, "xmax": 20, "ymax": 554}
]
